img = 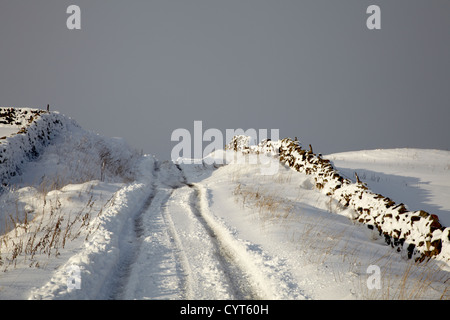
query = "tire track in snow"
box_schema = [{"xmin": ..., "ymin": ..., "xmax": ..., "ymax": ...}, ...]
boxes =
[
  {"xmin": 98, "ymin": 162, "xmax": 159, "ymax": 300},
  {"xmin": 185, "ymin": 183, "xmax": 262, "ymax": 299},
  {"xmin": 116, "ymin": 161, "xmax": 193, "ymax": 299},
  {"xmin": 171, "ymin": 164, "xmax": 305, "ymax": 299},
  {"xmin": 105, "ymin": 187, "xmax": 156, "ymax": 299},
  {"xmin": 162, "ymin": 185, "xmax": 248, "ymax": 299},
  {"xmin": 119, "ymin": 186, "xmax": 188, "ymax": 299},
  {"xmin": 159, "ymin": 188, "xmax": 196, "ymax": 299},
  {"xmin": 171, "ymin": 164, "xmax": 262, "ymax": 298},
  {"xmin": 190, "ymin": 182, "xmax": 309, "ymax": 300}
]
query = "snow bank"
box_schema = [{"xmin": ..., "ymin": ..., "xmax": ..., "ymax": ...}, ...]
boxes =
[
  {"xmin": 0, "ymin": 107, "xmax": 148, "ymax": 298},
  {"xmin": 226, "ymin": 135, "xmax": 450, "ymax": 264},
  {"xmin": 29, "ymin": 155, "xmax": 156, "ymax": 299},
  {"xmin": 0, "ymin": 107, "xmax": 141, "ymax": 190},
  {"xmin": 0, "ymin": 108, "xmax": 72, "ymax": 189}
]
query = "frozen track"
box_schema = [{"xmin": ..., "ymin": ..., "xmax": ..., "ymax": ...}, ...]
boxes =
[
  {"xmin": 109, "ymin": 163, "xmax": 308, "ymax": 300},
  {"xmin": 97, "ymin": 186, "xmax": 156, "ymax": 299},
  {"xmin": 163, "ymin": 183, "xmax": 262, "ymax": 299},
  {"xmin": 108, "ymin": 161, "xmax": 256, "ymax": 299},
  {"xmin": 118, "ymin": 186, "xmax": 185, "ymax": 300},
  {"xmin": 187, "ymin": 183, "xmax": 261, "ymax": 299},
  {"xmin": 179, "ymin": 183, "xmax": 308, "ymax": 300}
]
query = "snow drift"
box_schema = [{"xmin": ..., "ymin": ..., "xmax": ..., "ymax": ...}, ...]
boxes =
[
  {"xmin": 0, "ymin": 107, "xmax": 141, "ymax": 191},
  {"xmin": 0, "ymin": 108, "xmax": 67, "ymax": 189}
]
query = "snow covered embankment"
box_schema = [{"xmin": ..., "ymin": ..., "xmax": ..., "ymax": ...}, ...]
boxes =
[
  {"xmin": 226, "ymin": 135, "xmax": 450, "ymax": 264},
  {"xmin": 0, "ymin": 107, "xmax": 149, "ymax": 299},
  {"xmin": 0, "ymin": 108, "xmax": 70, "ymax": 190},
  {"xmin": 29, "ymin": 156, "xmax": 157, "ymax": 299}
]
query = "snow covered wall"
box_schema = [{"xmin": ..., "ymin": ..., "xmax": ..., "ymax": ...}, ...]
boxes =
[
  {"xmin": 226, "ymin": 135, "xmax": 450, "ymax": 264},
  {"xmin": 0, "ymin": 108, "xmax": 71, "ymax": 190},
  {"xmin": 0, "ymin": 107, "xmax": 141, "ymax": 190}
]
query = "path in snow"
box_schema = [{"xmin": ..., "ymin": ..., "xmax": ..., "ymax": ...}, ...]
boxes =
[
  {"xmin": 97, "ymin": 160, "xmax": 186, "ymax": 300},
  {"xmin": 116, "ymin": 162, "xmax": 263, "ymax": 299},
  {"xmin": 169, "ymin": 182, "xmax": 261, "ymax": 299},
  {"xmin": 110, "ymin": 163, "xmax": 308, "ymax": 300},
  {"xmin": 97, "ymin": 183, "xmax": 157, "ymax": 299}
]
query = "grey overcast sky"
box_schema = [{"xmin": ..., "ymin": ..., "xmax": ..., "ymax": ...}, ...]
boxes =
[{"xmin": 0, "ymin": 1, "xmax": 449, "ymax": 159}]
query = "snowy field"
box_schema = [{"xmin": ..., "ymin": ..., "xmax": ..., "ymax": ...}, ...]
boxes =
[{"xmin": 0, "ymin": 111, "xmax": 449, "ymax": 300}]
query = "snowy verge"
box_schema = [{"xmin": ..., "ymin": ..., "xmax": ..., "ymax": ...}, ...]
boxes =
[
  {"xmin": 225, "ymin": 135, "xmax": 450, "ymax": 264},
  {"xmin": 28, "ymin": 156, "xmax": 156, "ymax": 299},
  {"xmin": 0, "ymin": 107, "xmax": 147, "ymax": 299}
]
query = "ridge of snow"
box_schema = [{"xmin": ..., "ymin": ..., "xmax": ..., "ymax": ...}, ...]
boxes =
[
  {"xmin": 29, "ymin": 157, "xmax": 156, "ymax": 299},
  {"xmin": 0, "ymin": 108, "xmax": 75, "ymax": 190}
]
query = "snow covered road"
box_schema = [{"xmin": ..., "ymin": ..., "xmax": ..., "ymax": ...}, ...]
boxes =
[{"xmin": 99, "ymin": 162, "xmax": 309, "ymax": 300}]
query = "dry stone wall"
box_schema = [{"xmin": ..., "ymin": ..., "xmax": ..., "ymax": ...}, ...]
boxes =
[{"xmin": 226, "ymin": 135, "xmax": 450, "ymax": 263}]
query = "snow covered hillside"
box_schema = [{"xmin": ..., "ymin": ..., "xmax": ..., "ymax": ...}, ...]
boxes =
[{"xmin": 0, "ymin": 108, "xmax": 448, "ymax": 300}]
